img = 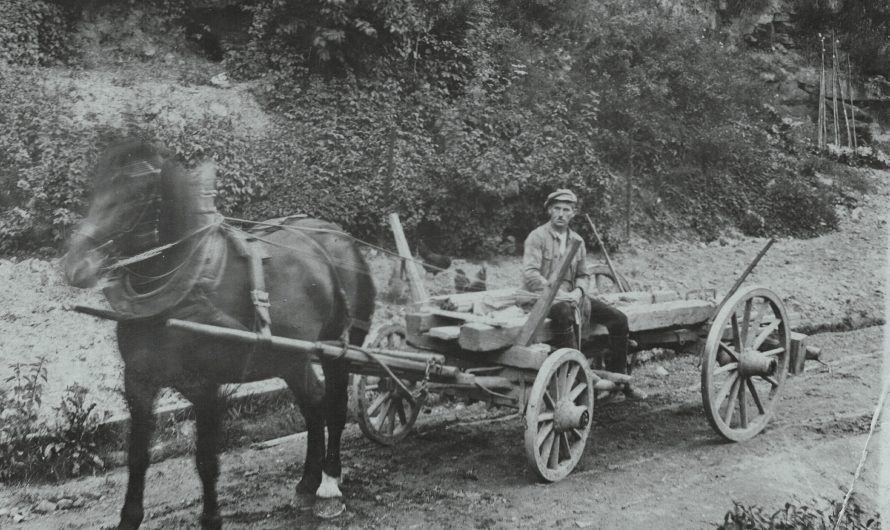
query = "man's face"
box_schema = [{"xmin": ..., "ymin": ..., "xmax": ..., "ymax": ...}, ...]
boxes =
[{"xmin": 548, "ymin": 201, "xmax": 576, "ymax": 230}]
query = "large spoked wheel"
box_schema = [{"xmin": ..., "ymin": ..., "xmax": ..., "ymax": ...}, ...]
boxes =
[
  {"xmin": 524, "ymin": 348, "xmax": 594, "ymax": 482},
  {"xmin": 701, "ymin": 285, "xmax": 790, "ymax": 442},
  {"xmin": 354, "ymin": 324, "xmax": 423, "ymax": 446},
  {"xmin": 588, "ymin": 264, "xmax": 631, "ymax": 293}
]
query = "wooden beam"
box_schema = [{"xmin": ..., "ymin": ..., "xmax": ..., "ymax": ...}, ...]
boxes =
[
  {"xmin": 516, "ymin": 239, "xmax": 581, "ymax": 346},
  {"xmin": 458, "ymin": 299, "xmax": 714, "ymax": 352},
  {"xmin": 427, "ymin": 308, "xmax": 510, "ymax": 327},
  {"xmin": 622, "ymin": 299, "xmax": 715, "ymax": 331},
  {"xmin": 388, "ymin": 213, "xmax": 428, "ymax": 302}
]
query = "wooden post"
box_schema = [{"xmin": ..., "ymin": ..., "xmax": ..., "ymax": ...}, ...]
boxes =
[
  {"xmin": 585, "ymin": 214, "xmax": 626, "ymax": 293},
  {"xmin": 715, "ymin": 238, "xmax": 774, "ymax": 315},
  {"xmin": 388, "ymin": 213, "xmax": 429, "ymax": 303},
  {"xmin": 516, "ymin": 239, "xmax": 581, "ymax": 346}
]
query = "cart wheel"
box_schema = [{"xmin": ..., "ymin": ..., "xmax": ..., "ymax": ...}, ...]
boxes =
[
  {"xmin": 524, "ymin": 348, "xmax": 594, "ymax": 482},
  {"xmin": 354, "ymin": 324, "xmax": 423, "ymax": 446},
  {"xmin": 701, "ymin": 285, "xmax": 790, "ymax": 442},
  {"xmin": 588, "ymin": 264, "xmax": 631, "ymax": 293}
]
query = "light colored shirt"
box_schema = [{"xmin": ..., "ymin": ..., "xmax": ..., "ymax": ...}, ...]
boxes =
[{"xmin": 522, "ymin": 223, "xmax": 589, "ymax": 293}]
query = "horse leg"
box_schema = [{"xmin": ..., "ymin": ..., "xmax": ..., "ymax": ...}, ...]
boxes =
[
  {"xmin": 315, "ymin": 327, "xmax": 367, "ymax": 519},
  {"xmin": 313, "ymin": 358, "xmax": 350, "ymax": 519},
  {"xmin": 282, "ymin": 363, "xmax": 326, "ymax": 504},
  {"xmin": 118, "ymin": 375, "xmax": 158, "ymax": 530},
  {"xmin": 180, "ymin": 384, "xmax": 224, "ymax": 530}
]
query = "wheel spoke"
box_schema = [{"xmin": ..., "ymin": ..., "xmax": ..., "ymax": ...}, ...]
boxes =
[
  {"xmin": 537, "ymin": 411, "xmax": 555, "ymax": 422},
  {"xmin": 543, "ymin": 390, "xmax": 556, "ymax": 410},
  {"xmin": 556, "ymin": 364, "xmax": 569, "ymax": 400},
  {"xmin": 761, "ymin": 375, "xmax": 780, "ymax": 387},
  {"xmin": 569, "ymin": 381, "xmax": 588, "ymax": 401},
  {"xmin": 718, "ymin": 342, "xmax": 740, "ymax": 362},
  {"xmin": 746, "ymin": 379, "xmax": 765, "ymax": 414},
  {"xmin": 714, "ymin": 362, "xmax": 738, "ymax": 375},
  {"xmin": 730, "ymin": 314, "xmax": 743, "ymax": 351},
  {"xmin": 714, "ymin": 372, "xmax": 739, "ymax": 411},
  {"xmin": 386, "ymin": 400, "xmax": 397, "ymax": 434},
  {"xmin": 722, "ymin": 377, "xmax": 741, "ymax": 426},
  {"xmin": 373, "ymin": 399, "xmax": 392, "ymax": 430},
  {"xmin": 567, "ymin": 364, "xmax": 581, "ymax": 389},
  {"xmin": 559, "ymin": 432, "xmax": 572, "ymax": 458},
  {"xmin": 752, "ymin": 319, "xmax": 782, "ymax": 350},
  {"xmin": 741, "ymin": 298, "xmax": 753, "ymax": 349},
  {"xmin": 395, "ymin": 398, "xmax": 408, "ymax": 425},
  {"xmin": 537, "ymin": 421, "xmax": 555, "ymax": 449},
  {"xmin": 548, "ymin": 430, "xmax": 560, "ymax": 468},
  {"xmin": 367, "ymin": 392, "xmax": 389, "ymax": 417},
  {"xmin": 571, "ymin": 428, "xmax": 584, "ymax": 440},
  {"xmin": 738, "ymin": 380, "xmax": 748, "ymax": 428}
]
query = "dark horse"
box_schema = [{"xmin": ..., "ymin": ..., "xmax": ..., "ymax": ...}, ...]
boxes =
[{"xmin": 62, "ymin": 140, "xmax": 375, "ymax": 529}]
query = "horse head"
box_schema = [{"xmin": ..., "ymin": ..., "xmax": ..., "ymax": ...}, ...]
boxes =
[{"xmin": 63, "ymin": 140, "xmax": 216, "ymax": 289}]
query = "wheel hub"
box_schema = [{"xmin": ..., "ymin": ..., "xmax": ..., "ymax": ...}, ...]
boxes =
[
  {"xmin": 554, "ymin": 401, "xmax": 589, "ymax": 432},
  {"xmin": 738, "ymin": 349, "xmax": 777, "ymax": 377}
]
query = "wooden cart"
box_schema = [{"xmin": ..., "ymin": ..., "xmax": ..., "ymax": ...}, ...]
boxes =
[{"xmin": 348, "ymin": 238, "xmax": 819, "ymax": 482}]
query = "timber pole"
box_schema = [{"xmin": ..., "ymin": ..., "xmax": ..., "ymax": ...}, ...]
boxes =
[{"xmin": 585, "ymin": 214, "xmax": 627, "ymax": 293}]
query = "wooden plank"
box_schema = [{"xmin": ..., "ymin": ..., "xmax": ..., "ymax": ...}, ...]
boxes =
[
  {"xmin": 517, "ymin": 239, "xmax": 581, "ymax": 346},
  {"xmin": 388, "ymin": 213, "xmax": 429, "ymax": 302},
  {"xmin": 424, "ymin": 288, "xmax": 517, "ymax": 304},
  {"xmin": 427, "ymin": 326, "xmax": 461, "ymax": 341},
  {"xmin": 623, "ymin": 299, "xmax": 715, "ymax": 331},
  {"xmin": 459, "ymin": 300, "xmax": 714, "ymax": 352},
  {"xmin": 427, "ymin": 308, "xmax": 510, "ymax": 327}
]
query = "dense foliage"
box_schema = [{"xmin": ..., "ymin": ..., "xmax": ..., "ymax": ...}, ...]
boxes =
[
  {"xmin": 0, "ymin": 0, "xmax": 74, "ymax": 66},
  {"xmin": 0, "ymin": 0, "xmax": 857, "ymax": 255}
]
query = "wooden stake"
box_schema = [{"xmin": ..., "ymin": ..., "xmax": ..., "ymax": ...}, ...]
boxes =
[
  {"xmin": 388, "ymin": 213, "xmax": 429, "ymax": 303},
  {"xmin": 832, "ymin": 33, "xmax": 840, "ymax": 146},
  {"xmin": 516, "ymin": 239, "xmax": 581, "ymax": 346},
  {"xmin": 585, "ymin": 214, "xmax": 627, "ymax": 293},
  {"xmin": 818, "ymin": 35, "xmax": 826, "ymax": 149},
  {"xmin": 848, "ymin": 55, "xmax": 857, "ymax": 148}
]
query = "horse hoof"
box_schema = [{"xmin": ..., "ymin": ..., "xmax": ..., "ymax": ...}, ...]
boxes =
[{"xmin": 313, "ymin": 498, "xmax": 346, "ymax": 519}]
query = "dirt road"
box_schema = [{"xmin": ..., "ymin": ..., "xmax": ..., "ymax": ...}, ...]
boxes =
[{"xmin": 1, "ymin": 324, "xmax": 883, "ymax": 529}]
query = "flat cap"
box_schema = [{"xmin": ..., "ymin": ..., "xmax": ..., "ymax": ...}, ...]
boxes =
[{"xmin": 544, "ymin": 188, "xmax": 578, "ymax": 208}]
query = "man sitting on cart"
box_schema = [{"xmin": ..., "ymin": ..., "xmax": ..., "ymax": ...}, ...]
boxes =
[{"xmin": 522, "ymin": 188, "xmax": 647, "ymax": 401}]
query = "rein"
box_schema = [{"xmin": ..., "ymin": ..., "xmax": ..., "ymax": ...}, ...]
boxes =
[{"xmin": 106, "ymin": 216, "xmax": 223, "ymax": 271}]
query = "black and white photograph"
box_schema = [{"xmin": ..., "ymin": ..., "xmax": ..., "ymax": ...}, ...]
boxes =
[{"xmin": 0, "ymin": 0, "xmax": 887, "ymax": 528}]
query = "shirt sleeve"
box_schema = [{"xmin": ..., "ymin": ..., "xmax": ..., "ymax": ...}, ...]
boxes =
[
  {"xmin": 522, "ymin": 231, "xmax": 549, "ymax": 292},
  {"xmin": 573, "ymin": 238, "xmax": 589, "ymax": 293}
]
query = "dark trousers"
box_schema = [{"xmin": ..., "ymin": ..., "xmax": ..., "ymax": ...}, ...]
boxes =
[{"xmin": 548, "ymin": 298, "xmax": 629, "ymax": 374}]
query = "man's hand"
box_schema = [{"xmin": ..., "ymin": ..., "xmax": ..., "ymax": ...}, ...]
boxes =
[{"xmin": 558, "ymin": 287, "xmax": 583, "ymax": 304}]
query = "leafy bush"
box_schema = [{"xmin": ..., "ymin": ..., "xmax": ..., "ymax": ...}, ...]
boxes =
[
  {"xmin": 0, "ymin": 360, "xmax": 108, "ymax": 483},
  {"xmin": 0, "ymin": 66, "xmax": 112, "ymax": 253},
  {"xmin": 0, "ymin": 358, "xmax": 48, "ymax": 482},
  {"xmin": 0, "ymin": 0, "xmax": 75, "ymax": 66},
  {"xmin": 42, "ymin": 384, "xmax": 109, "ymax": 480},
  {"xmin": 719, "ymin": 499, "xmax": 881, "ymax": 529}
]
